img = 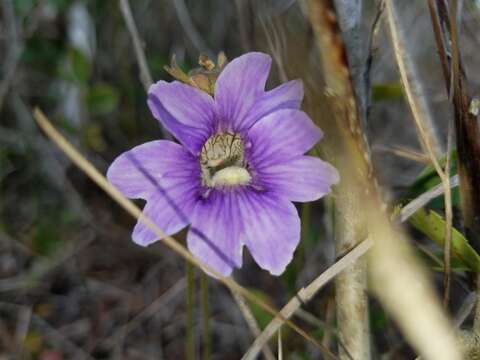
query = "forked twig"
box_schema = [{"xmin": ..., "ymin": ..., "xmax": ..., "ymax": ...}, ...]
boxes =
[
  {"xmin": 231, "ymin": 290, "xmax": 275, "ymax": 360},
  {"xmin": 241, "ymin": 238, "xmax": 373, "ymax": 360}
]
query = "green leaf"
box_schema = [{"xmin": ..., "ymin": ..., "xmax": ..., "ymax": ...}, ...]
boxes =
[
  {"xmin": 409, "ymin": 208, "xmax": 480, "ymax": 272},
  {"xmin": 86, "ymin": 83, "xmax": 119, "ymax": 115},
  {"xmin": 68, "ymin": 47, "xmax": 91, "ymax": 84}
]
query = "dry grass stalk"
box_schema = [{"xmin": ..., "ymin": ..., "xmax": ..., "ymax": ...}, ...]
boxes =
[
  {"xmin": 118, "ymin": 0, "xmax": 153, "ymax": 91},
  {"xmin": 384, "ymin": 0, "xmax": 453, "ymax": 307},
  {"xmin": 231, "ymin": 290, "xmax": 276, "ymax": 360}
]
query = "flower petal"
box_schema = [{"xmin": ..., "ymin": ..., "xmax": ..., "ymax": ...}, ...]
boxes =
[
  {"xmin": 258, "ymin": 156, "xmax": 339, "ymax": 202},
  {"xmin": 148, "ymin": 81, "xmax": 215, "ymax": 154},
  {"xmin": 247, "ymin": 109, "xmax": 322, "ymax": 169},
  {"xmin": 215, "ymin": 52, "xmax": 271, "ymax": 131},
  {"xmin": 149, "ymin": 80, "xmax": 216, "ymax": 129},
  {"xmin": 187, "ymin": 190, "xmax": 243, "ymax": 277},
  {"xmin": 132, "ymin": 178, "xmax": 199, "ymax": 246},
  {"xmin": 241, "ymin": 79, "xmax": 304, "ymax": 129},
  {"xmin": 238, "ymin": 190, "xmax": 300, "ymax": 275},
  {"xmin": 107, "ymin": 140, "xmax": 199, "ymax": 199}
]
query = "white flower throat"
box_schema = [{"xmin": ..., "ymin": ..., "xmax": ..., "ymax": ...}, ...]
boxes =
[{"xmin": 200, "ymin": 132, "xmax": 251, "ymax": 188}]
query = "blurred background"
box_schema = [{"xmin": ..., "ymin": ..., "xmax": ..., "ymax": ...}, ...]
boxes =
[{"xmin": 2, "ymin": 0, "xmax": 480, "ymax": 358}]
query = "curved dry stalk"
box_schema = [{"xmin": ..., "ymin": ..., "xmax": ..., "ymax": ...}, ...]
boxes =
[
  {"xmin": 241, "ymin": 238, "xmax": 373, "ymax": 360},
  {"xmin": 384, "ymin": 0, "xmax": 453, "ymax": 307},
  {"xmin": 32, "ymin": 108, "xmax": 338, "ymax": 360},
  {"xmin": 443, "ymin": 122, "xmax": 454, "ymax": 306},
  {"xmin": 383, "ymin": 0, "xmax": 443, "ymax": 157}
]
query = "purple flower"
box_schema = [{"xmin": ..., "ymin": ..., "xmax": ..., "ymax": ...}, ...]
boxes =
[{"xmin": 107, "ymin": 52, "xmax": 339, "ymax": 276}]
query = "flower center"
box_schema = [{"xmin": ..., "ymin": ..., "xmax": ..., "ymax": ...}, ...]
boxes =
[{"xmin": 200, "ymin": 132, "xmax": 251, "ymax": 188}]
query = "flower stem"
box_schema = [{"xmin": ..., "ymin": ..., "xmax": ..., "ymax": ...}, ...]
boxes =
[
  {"xmin": 186, "ymin": 261, "xmax": 195, "ymax": 360},
  {"xmin": 200, "ymin": 273, "xmax": 211, "ymax": 360}
]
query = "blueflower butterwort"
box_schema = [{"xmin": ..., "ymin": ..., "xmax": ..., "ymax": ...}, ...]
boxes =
[{"xmin": 107, "ymin": 52, "xmax": 339, "ymax": 276}]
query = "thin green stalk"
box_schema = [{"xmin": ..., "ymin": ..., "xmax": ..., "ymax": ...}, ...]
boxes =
[
  {"xmin": 186, "ymin": 261, "xmax": 195, "ymax": 360},
  {"xmin": 200, "ymin": 273, "xmax": 211, "ymax": 360}
]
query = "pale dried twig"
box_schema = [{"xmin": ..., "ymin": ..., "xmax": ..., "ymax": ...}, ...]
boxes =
[
  {"xmin": 400, "ymin": 175, "xmax": 459, "ymax": 223},
  {"xmin": 384, "ymin": 0, "xmax": 443, "ymax": 155},
  {"xmin": 443, "ymin": 119, "xmax": 454, "ymax": 307},
  {"xmin": 278, "ymin": 329, "xmax": 283, "ymax": 360},
  {"xmin": 241, "ymin": 238, "xmax": 373, "ymax": 360},
  {"xmin": 118, "ymin": 0, "xmax": 153, "ymax": 91},
  {"xmin": 385, "ymin": 0, "xmax": 454, "ymax": 308},
  {"xmin": 384, "ymin": 0, "xmax": 443, "ymax": 165}
]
